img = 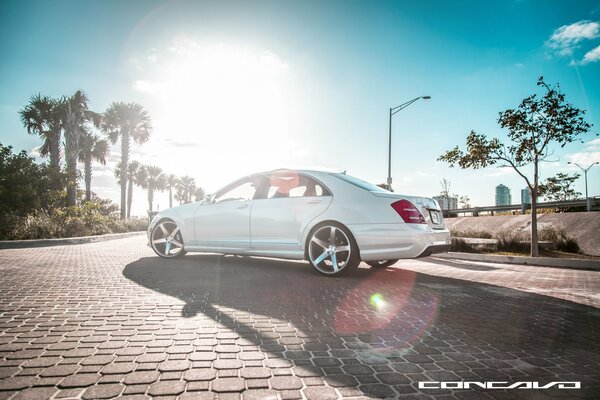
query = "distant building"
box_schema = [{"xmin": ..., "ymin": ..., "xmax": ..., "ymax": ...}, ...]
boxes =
[
  {"xmin": 521, "ymin": 188, "xmax": 531, "ymax": 204},
  {"xmin": 433, "ymin": 195, "xmax": 458, "ymax": 210},
  {"xmin": 495, "ymin": 184, "xmax": 512, "ymax": 206}
]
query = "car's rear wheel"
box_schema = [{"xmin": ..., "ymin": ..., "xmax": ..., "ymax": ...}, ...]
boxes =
[
  {"xmin": 366, "ymin": 259, "xmax": 399, "ymax": 268},
  {"xmin": 150, "ymin": 220, "xmax": 186, "ymax": 258},
  {"xmin": 307, "ymin": 223, "xmax": 360, "ymax": 276}
]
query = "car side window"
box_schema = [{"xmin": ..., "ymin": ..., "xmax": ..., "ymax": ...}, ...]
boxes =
[
  {"xmin": 214, "ymin": 180, "xmax": 257, "ymax": 203},
  {"xmin": 266, "ymin": 173, "xmax": 331, "ymax": 199}
]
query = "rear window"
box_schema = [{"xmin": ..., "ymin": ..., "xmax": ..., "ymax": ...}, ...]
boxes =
[{"xmin": 331, "ymin": 173, "xmax": 391, "ymax": 193}]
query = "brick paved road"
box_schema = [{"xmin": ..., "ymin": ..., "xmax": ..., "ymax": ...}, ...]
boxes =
[{"xmin": 0, "ymin": 235, "xmax": 599, "ymax": 399}]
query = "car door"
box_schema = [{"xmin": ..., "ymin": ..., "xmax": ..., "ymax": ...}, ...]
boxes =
[
  {"xmin": 194, "ymin": 177, "xmax": 261, "ymax": 252},
  {"xmin": 251, "ymin": 172, "xmax": 332, "ymax": 255}
]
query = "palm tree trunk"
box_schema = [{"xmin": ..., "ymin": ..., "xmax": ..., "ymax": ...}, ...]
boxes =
[
  {"xmin": 169, "ymin": 187, "xmax": 173, "ymax": 208},
  {"xmin": 120, "ymin": 133, "xmax": 130, "ymax": 219},
  {"xmin": 49, "ymin": 128, "xmax": 61, "ymax": 170},
  {"xmin": 84, "ymin": 154, "xmax": 92, "ymax": 202},
  {"xmin": 127, "ymin": 179, "xmax": 133, "ymax": 219},
  {"xmin": 65, "ymin": 108, "xmax": 79, "ymax": 207},
  {"xmin": 148, "ymin": 187, "xmax": 154, "ymax": 213}
]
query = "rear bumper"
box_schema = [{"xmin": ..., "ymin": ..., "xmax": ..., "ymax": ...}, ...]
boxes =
[
  {"xmin": 347, "ymin": 223, "xmax": 451, "ymax": 261},
  {"xmin": 417, "ymin": 243, "xmax": 451, "ymax": 257}
]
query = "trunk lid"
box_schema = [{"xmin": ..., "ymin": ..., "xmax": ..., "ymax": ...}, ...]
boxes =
[{"xmin": 371, "ymin": 192, "xmax": 446, "ymax": 229}]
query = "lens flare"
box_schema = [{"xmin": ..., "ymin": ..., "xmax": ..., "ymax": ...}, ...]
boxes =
[{"xmin": 370, "ymin": 293, "xmax": 386, "ymax": 309}]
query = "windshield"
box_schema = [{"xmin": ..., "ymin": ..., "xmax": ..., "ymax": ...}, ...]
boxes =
[{"xmin": 331, "ymin": 173, "xmax": 391, "ymax": 193}]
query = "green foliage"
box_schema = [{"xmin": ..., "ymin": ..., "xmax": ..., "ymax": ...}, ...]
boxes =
[
  {"xmin": 3, "ymin": 200, "xmax": 147, "ymax": 240},
  {"xmin": 538, "ymin": 172, "xmax": 581, "ymax": 201},
  {"xmin": 0, "ymin": 143, "xmax": 67, "ymax": 236}
]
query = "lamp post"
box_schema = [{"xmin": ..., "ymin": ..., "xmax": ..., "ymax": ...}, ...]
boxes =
[
  {"xmin": 386, "ymin": 96, "xmax": 431, "ymax": 191},
  {"xmin": 568, "ymin": 161, "xmax": 599, "ymax": 199},
  {"xmin": 568, "ymin": 161, "xmax": 599, "ymax": 211}
]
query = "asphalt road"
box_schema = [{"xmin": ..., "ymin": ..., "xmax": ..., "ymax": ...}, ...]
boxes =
[{"xmin": 0, "ymin": 236, "xmax": 599, "ymax": 400}]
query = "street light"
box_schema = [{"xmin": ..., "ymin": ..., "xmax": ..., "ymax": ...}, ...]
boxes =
[
  {"xmin": 386, "ymin": 96, "xmax": 431, "ymax": 191},
  {"xmin": 567, "ymin": 161, "xmax": 599, "ymax": 199}
]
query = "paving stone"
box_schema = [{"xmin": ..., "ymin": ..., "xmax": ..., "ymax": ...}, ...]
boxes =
[
  {"xmin": 100, "ymin": 362, "xmax": 136, "ymax": 374},
  {"xmin": 38, "ymin": 364, "xmax": 79, "ymax": 377},
  {"xmin": 82, "ymin": 383, "xmax": 124, "ymax": 399},
  {"xmin": 58, "ymin": 373, "xmax": 101, "ymax": 388},
  {"xmin": 81, "ymin": 355, "xmax": 116, "ymax": 365},
  {"xmin": 303, "ymin": 386, "xmax": 338, "ymax": 400},
  {"xmin": 179, "ymin": 392, "xmax": 215, "ymax": 400},
  {"xmin": 123, "ymin": 371, "xmax": 160, "ymax": 385},
  {"xmin": 211, "ymin": 377, "xmax": 245, "ymax": 392},
  {"xmin": 242, "ymin": 389, "xmax": 278, "ymax": 400},
  {"xmin": 184, "ymin": 368, "xmax": 216, "ymax": 381},
  {"xmin": 213, "ymin": 359, "xmax": 243, "ymax": 369},
  {"xmin": 241, "ymin": 367, "xmax": 271, "ymax": 379},
  {"xmin": 270, "ymin": 376, "xmax": 303, "ymax": 390},
  {"xmin": 147, "ymin": 380, "xmax": 186, "ymax": 396},
  {"xmin": 158, "ymin": 360, "xmax": 191, "ymax": 372},
  {"xmin": 11, "ymin": 387, "xmax": 58, "ymax": 400}
]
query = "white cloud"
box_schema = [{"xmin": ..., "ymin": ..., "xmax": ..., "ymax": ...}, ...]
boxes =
[
  {"xmin": 29, "ymin": 146, "xmax": 41, "ymax": 158},
  {"xmin": 582, "ymin": 44, "xmax": 600, "ymax": 64},
  {"xmin": 548, "ymin": 20, "xmax": 600, "ymax": 54},
  {"xmin": 132, "ymin": 79, "xmax": 160, "ymax": 93},
  {"xmin": 566, "ymin": 138, "xmax": 600, "ymax": 166}
]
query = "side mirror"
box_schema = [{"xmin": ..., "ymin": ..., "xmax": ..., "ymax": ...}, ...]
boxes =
[{"xmin": 204, "ymin": 194, "xmax": 215, "ymax": 204}]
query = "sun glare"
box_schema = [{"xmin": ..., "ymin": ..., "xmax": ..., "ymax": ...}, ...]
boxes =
[{"xmin": 133, "ymin": 39, "xmax": 301, "ymax": 197}]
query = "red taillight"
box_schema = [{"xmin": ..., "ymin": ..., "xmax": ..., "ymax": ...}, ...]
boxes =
[{"xmin": 391, "ymin": 199, "xmax": 426, "ymax": 224}]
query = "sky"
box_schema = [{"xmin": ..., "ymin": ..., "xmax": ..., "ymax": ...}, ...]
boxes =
[{"xmin": 1, "ymin": 0, "xmax": 599, "ymax": 216}]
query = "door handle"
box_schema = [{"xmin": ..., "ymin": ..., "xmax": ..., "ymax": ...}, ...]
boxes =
[
  {"xmin": 307, "ymin": 200, "xmax": 322, "ymax": 204},
  {"xmin": 237, "ymin": 204, "xmax": 249, "ymax": 209}
]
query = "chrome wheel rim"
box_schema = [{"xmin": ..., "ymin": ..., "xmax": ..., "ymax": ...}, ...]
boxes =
[
  {"xmin": 308, "ymin": 226, "xmax": 351, "ymax": 274},
  {"xmin": 151, "ymin": 221, "xmax": 184, "ymax": 257}
]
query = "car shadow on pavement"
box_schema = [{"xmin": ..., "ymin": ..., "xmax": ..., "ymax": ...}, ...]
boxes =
[{"xmin": 123, "ymin": 255, "xmax": 600, "ymax": 399}]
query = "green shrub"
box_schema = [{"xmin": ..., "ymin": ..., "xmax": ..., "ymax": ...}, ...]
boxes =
[
  {"xmin": 538, "ymin": 225, "xmax": 580, "ymax": 253},
  {"xmin": 495, "ymin": 229, "xmax": 529, "ymax": 253},
  {"xmin": 2, "ymin": 200, "xmax": 148, "ymax": 240},
  {"xmin": 450, "ymin": 238, "xmax": 478, "ymax": 252}
]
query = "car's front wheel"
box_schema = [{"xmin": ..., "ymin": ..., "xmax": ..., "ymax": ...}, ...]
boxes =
[
  {"xmin": 150, "ymin": 219, "xmax": 186, "ymax": 258},
  {"xmin": 307, "ymin": 223, "xmax": 360, "ymax": 276},
  {"xmin": 366, "ymin": 259, "xmax": 399, "ymax": 268}
]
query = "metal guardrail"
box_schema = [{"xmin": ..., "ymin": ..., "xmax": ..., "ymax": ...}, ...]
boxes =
[{"xmin": 445, "ymin": 197, "xmax": 599, "ymax": 216}]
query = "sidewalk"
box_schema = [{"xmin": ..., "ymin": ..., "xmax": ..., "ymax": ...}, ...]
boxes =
[
  {"xmin": 438, "ymin": 251, "xmax": 600, "ymax": 271},
  {"xmin": 0, "ymin": 231, "xmax": 145, "ymax": 249}
]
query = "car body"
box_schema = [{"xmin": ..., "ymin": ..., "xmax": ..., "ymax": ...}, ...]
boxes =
[{"xmin": 148, "ymin": 169, "xmax": 451, "ymax": 275}]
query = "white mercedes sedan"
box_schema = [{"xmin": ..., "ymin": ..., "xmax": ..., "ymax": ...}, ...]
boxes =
[{"xmin": 148, "ymin": 169, "xmax": 450, "ymax": 276}]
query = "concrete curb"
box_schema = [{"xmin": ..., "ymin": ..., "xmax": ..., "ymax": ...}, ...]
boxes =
[
  {"xmin": 437, "ymin": 252, "xmax": 600, "ymax": 271},
  {"xmin": 0, "ymin": 231, "xmax": 145, "ymax": 249}
]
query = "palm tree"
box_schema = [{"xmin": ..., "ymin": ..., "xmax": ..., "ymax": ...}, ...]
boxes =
[
  {"xmin": 102, "ymin": 102, "xmax": 152, "ymax": 219},
  {"xmin": 60, "ymin": 90, "xmax": 100, "ymax": 206},
  {"xmin": 166, "ymin": 174, "xmax": 178, "ymax": 208},
  {"xmin": 19, "ymin": 94, "xmax": 63, "ymax": 170},
  {"xmin": 194, "ymin": 187, "xmax": 206, "ymax": 202},
  {"xmin": 176, "ymin": 176, "xmax": 196, "ymax": 204},
  {"xmin": 78, "ymin": 130, "xmax": 109, "ymax": 202},
  {"xmin": 140, "ymin": 165, "xmax": 166, "ymax": 212}
]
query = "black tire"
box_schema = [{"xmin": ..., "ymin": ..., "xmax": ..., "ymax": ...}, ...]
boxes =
[
  {"xmin": 150, "ymin": 219, "xmax": 187, "ymax": 258},
  {"xmin": 306, "ymin": 222, "xmax": 361, "ymax": 276},
  {"xmin": 366, "ymin": 259, "xmax": 399, "ymax": 268}
]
